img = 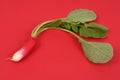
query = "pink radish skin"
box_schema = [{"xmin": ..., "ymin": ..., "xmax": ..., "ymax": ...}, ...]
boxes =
[{"xmin": 11, "ymin": 37, "xmax": 36, "ymax": 62}]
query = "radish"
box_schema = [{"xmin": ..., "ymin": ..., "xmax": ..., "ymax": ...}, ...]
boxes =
[
  {"xmin": 11, "ymin": 37, "xmax": 36, "ymax": 62},
  {"xmin": 10, "ymin": 9, "xmax": 113, "ymax": 63}
]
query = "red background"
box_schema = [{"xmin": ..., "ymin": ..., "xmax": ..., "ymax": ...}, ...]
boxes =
[{"xmin": 0, "ymin": 0, "xmax": 120, "ymax": 80}]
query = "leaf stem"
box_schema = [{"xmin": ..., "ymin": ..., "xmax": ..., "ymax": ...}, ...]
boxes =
[
  {"xmin": 32, "ymin": 27, "xmax": 86, "ymax": 43},
  {"xmin": 31, "ymin": 18, "xmax": 68, "ymax": 38},
  {"xmin": 31, "ymin": 19, "xmax": 60, "ymax": 38},
  {"xmin": 31, "ymin": 18, "xmax": 86, "ymax": 43}
]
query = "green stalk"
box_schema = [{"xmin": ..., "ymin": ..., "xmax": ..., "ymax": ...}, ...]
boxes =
[
  {"xmin": 31, "ymin": 26, "xmax": 86, "ymax": 43},
  {"xmin": 31, "ymin": 20, "xmax": 55, "ymax": 38},
  {"xmin": 31, "ymin": 18, "xmax": 69, "ymax": 38},
  {"xmin": 31, "ymin": 18, "xmax": 86, "ymax": 43}
]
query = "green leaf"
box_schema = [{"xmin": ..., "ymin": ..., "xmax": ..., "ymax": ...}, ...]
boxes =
[
  {"xmin": 81, "ymin": 42, "xmax": 113, "ymax": 63},
  {"xmin": 71, "ymin": 25, "xmax": 79, "ymax": 33},
  {"xmin": 79, "ymin": 22, "xmax": 108, "ymax": 38},
  {"xmin": 43, "ymin": 19, "xmax": 62, "ymax": 28},
  {"xmin": 60, "ymin": 22, "xmax": 79, "ymax": 32},
  {"xmin": 64, "ymin": 23, "xmax": 71, "ymax": 30},
  {"xmin": 70, "ymin": 22, "xmax": 79, "ymax": 32},
  {"xmin": 66, "ymin": 9, "xmax": 97, "ymax": 23}
]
